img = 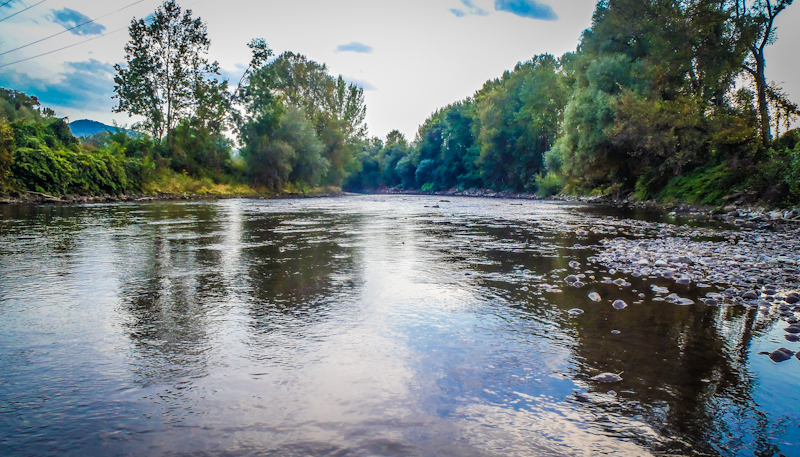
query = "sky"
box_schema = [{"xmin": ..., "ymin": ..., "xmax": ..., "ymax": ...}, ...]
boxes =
[{"xmin": 0, "ymin": 0, "xmax": 798, "ymax": 140}]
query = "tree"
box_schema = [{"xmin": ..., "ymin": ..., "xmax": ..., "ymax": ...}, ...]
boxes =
[
  {"xmin": 734, "ymin": 0, "xmax": 794, "ymax": 143},
  {"xmin": 0, "ymin": 118, "xmax": 13, "ymax": 190},
  {"xmin": 113, "ymin": 0, "xmax": 224, "ymax": 142}
]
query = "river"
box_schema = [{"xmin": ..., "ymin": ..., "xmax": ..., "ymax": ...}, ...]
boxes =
[{"xmin": 1, "ymin": 195, "xmax": 799, "ymax": 456}]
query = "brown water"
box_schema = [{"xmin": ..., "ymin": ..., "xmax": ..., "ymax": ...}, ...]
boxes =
[{"xmin": 0, "ymin": 195, "xmax": 798, "ymax": 456}]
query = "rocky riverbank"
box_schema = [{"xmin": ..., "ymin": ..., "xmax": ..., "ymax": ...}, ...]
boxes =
[
  {"xmin": 0, "ymin": 189, "xmax": 343, "ymax": 205},
  {"xmin": 367, "ymin": 187, "xmax": 800, "ymax": 225}
]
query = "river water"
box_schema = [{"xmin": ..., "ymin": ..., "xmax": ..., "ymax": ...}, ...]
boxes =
[{"xmin": 1, "ymin": 195, "xmax": 799, "ymax": 456}]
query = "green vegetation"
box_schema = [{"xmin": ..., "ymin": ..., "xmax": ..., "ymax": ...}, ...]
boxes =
[
  {"xmin": 343, "ymin": 0, "xmax": 800, "ymax": 206},
  {"xmin": 2, "ymin": 0, "xmax": 798, "ymax": 206}
]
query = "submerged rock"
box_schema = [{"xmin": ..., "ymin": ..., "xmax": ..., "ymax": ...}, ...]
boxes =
[
  {"xmin": 769, "ymin": 348, "xmax": 795, "ymax": 363},
  {"xmin": 591, "ymin": 372, "xmax": 623, "ymax": 383},
  {"xmin": 565, "ymin": 275, "xmax": 579, "ymax": 284},
  {"xmin": 742, "ymin": 291, "xmax": 759, "ymax": 300},
  {"xmin": 785, "ymin": 325, "xmax": 800, "ymax": 334}
]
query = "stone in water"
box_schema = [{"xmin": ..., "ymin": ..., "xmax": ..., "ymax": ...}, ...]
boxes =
[
  {"xmin": 769, "ymin": 348, "xmax": 794, "ymax": 363},
  {"xmin": 591, "ymin": 372, "xmax": 623, "ymax": 383}
]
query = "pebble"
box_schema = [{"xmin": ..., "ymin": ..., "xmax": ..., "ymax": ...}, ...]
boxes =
[
  {"xmin": 588, "ymin": 292, "xmax": 602, "ymax": 302},
  {"xmin": 785, "ymin": 325, "xmax": 800, "ymax": 334},
  {"xmin": 611, "ymin": 330, "xmax": 621, "ymax": 335},
  {"xmin": 568, "ymin": 308, "xmax": 584, "ymax": 316},
  {"xmin": 785, "ymin": 334, "xmax": 799, "ymax": 342},
  {"xmin": 769, "ymin": 348, "xmax": 795, "ymax": 363},
  {"xmin": 565, "ymin": 275, "xmax": 579, "ymax": 284},
  {"xmin": 591, "ymin": 372, "xmax": 623, "ymax": 383},
  {"xmin": 612, "ymin": 300, "xmax": 628, "ymax": 309},
  {"xmin": 743, "ymin": 291, "xmax": 759, "ymax": 299}
]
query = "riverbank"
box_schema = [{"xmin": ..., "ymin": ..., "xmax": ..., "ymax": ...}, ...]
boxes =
[
  {"xmin": 363, "ymin": 186, "xmax": 800, "ymax": 225},
  {"xmin": 0, "ymin": 187, "xmax": 343, "ymax": 205}
]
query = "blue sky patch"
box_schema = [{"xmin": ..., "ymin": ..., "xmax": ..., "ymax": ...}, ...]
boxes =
[
  {"xmin": 51, "ymin": 8, "xmax": 106, "ymax": 36},
  {"xmin": 494, "ymin": 0, "xmax": 557, "ymax": 20},
  {"xmin": 335, "ymin": 42, "xmax": 373, "ymax": 54},
  {"xmin": 451, "ymin": 0, "xmax": 489, "ymax": 17},
  {"xmin": 0, "ymin": 59, "xmax": 114, "ymax": 114}
]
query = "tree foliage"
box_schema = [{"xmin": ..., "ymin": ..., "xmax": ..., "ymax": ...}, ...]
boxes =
[{"xmin": 113, "ymin": 0, "xmax": 227, "ymax": 143}]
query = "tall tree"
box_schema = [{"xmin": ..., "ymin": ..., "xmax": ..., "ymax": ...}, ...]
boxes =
[
  {"xmin": 734, "ymin": 0, "xmax": 794, "ymax": 143},
  {"xmin": 113, "ymin": 0, "xmax": 224, "ymax": 142}
]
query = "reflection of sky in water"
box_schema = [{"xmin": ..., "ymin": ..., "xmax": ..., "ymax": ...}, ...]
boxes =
[{"xmin": 0, "ymin": 196, "xmax": 798, "ymax": 456}]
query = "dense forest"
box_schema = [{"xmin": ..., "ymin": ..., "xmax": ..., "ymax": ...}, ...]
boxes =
[{"xmin": 1, "ymin": 0, "xmax": 799, "ymax": 205}]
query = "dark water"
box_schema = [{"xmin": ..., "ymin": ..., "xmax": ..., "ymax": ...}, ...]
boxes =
[{"xmin": 0, "ymin": 196, "xmax": 798, "ymax": 456}]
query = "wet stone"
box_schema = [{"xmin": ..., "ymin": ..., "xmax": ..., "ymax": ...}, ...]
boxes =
[
  {"xmin": 591, "ymin": 373, "xmax": 623, "ymax": 383},
  {"xmin": 743, "ymin": 291, "xmax": 759, "ymax": 300},
  {"xmin": 612, "ymin": 300, "xmax": 628, "ymax": 310},
  {"xmin": 769, "ymin": 348, "xmax": 795, "ymax": 363},
  {"xmin": 568, "ymin": 308, "xmax": 584, "ymax": 316},
  {"xmin": 565, "ymin": 275, "xmax": 579, "ymax": 284},
  {"xmin": 785, "ymin": 334, "xmax": 799, "ymax": 342},
  {"xmin": 785, "ymin": 325, "xmax": 800, "ymax": 334},
  {"xmin": 588, "ymin": 292, "xmax": 602, "ymax": 302}
]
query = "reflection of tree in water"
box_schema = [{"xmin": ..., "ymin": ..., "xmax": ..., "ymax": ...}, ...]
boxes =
[
  {"xmin": 414, "ymin": 213, "xmax": 788, "ymax": 455},
  {"xmin": 240, "ymin": 211, "xmax": 363, "ymax": 352},
  {"xmin": 566, "ymin": 273, "xmax": 785, "ymax": 455},
  {"xmin": 115, "ymin": 203, "xmax": 227, "ymax": 387}
]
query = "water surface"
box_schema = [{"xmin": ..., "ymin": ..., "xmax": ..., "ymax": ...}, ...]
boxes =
[{"xmin": 1, "ymin": 196, "xmax": 798, "ymax": 456}]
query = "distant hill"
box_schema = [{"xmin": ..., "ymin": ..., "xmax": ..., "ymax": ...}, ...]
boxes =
[{"xmin": 68, "ymin": 119, "xmax": 126, "ymax": 138}]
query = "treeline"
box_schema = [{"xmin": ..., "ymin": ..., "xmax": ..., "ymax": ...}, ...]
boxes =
[
  {"xmin": 0, "ymin": 0, "xmax": 366, "ymax": 196},
  {"xmin": 346, "ymin": 0, "xmax": 800, "ymax": 205},
  {"xmin": 3, "ymin": 0, "xmax": 800, "ymax": 205}
]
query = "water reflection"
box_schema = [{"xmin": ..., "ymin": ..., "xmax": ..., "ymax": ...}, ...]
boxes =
[{"xmin": 0, "ymin": 196, "xmax": 798, "ymax": 456}]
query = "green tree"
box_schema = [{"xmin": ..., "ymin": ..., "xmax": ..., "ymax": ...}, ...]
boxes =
[
  {"xmin": 113, "ymin": 0, "xmax": 225, "ymax": 142},
  {"xmin": 733, "ymin": 0, "xmax": 794, "ymax": 143}
]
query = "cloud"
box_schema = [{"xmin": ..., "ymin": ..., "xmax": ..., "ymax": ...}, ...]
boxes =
[
  {"xmin": 335, "ymin": 42, "xmax": 374, "ymax": 54},
  {"xmin": 50, "ymin": 8, "xmax": 106, "ymax": 36},
  {"xmin": 451, "ymin": 0, "xmax": 489, "ymax": 17},
  {"xmin": 494, "ymin": 0, "xmax": 557, "ymax": 20},
  {"xmin": 344, "ymin": 76, "xmax": 377, "ymax": 91},
  {"xmin": 0, "ymin": 59, "xmax": 115, "ymax": 114}
]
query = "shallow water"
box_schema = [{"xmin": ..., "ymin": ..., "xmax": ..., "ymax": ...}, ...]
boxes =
[{"xmin": 1, "ymin": 195, "xmax": 799, "ymax": 456}]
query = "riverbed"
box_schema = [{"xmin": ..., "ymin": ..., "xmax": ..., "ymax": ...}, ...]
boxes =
[{"xmin": 1, "ymin": 195, "xmax": 799, "ymax": 456}]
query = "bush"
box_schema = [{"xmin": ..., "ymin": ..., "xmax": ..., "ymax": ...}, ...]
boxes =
[{"xmin": 534, "ymin": 172, "xmax": 564, "ymax": 197}]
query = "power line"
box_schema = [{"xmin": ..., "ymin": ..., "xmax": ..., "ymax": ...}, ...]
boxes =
[
  {"xmin": 0, "ymin": 0, "xmax": 47, "ymax": 23},
  {"xmin": 0, "ymin": 0, "xmax": 144, "ymax": 57},
  {"xmin": 0, "ymin": 0, "xmax": 205, "ymax": 69},
  {"xmin": 0, "ymin": 26, "xmax": 127, "ymax": 68}
]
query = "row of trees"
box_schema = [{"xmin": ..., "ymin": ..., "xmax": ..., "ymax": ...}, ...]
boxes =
[
  {"xmin": 111, "ymin": 1, "xmax": 366, "ymax": 192},
  {"xmin": 3, "ymin": 0, "xmax": 799, "ymax": 204},
  {"xmin": 345, "ymin": 0, "xmax": 800, "ymax": 205}
]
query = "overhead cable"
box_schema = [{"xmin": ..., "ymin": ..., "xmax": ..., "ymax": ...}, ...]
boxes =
[
  {"xmin": 0, "ymin": 0, "xmax": 144, "ymax": 57},
  {"xmin": 0, "ymin": 26, "xmax": 126, "ymax": 68},
  {"xmin": 0, "ymin": 0, "xmax": 47, "ymax": 23}
]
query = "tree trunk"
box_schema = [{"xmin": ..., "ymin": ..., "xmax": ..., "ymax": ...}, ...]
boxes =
[{"xmin": 753, "ymin": 50, "xmax": 771, "ymax": 145}]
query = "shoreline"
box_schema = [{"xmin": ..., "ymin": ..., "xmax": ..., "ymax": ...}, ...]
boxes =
[
  {"xmin": 0, "ymin": 189, "xmax": 343, "ymax": 206},
  {"xmin": 3, "ymin": 187, "xmax": 799, "ymax": 226},
  {"xmin": 361, "ymin": 187, "xmax": 800, "ymax": 226}
]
